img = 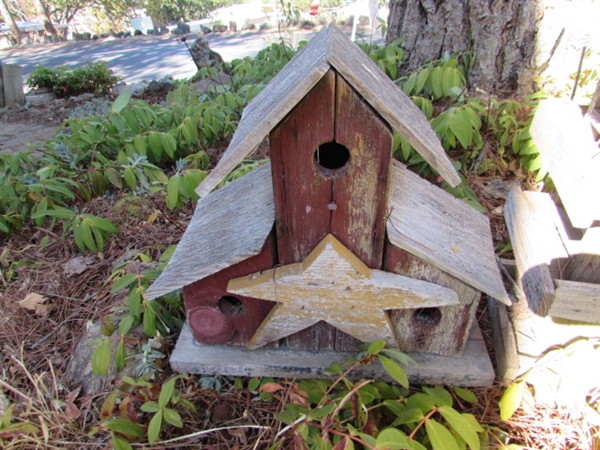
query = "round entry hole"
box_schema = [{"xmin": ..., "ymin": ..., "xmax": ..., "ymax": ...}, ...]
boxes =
[
  {"xmin": 412, "ymin": 308, "xmax": 442, "ymax": 327},
  {"xmin": 315, "ymin": 141, "xmax": 350, "ymax": 172},
  {"xmin": 218, "ymin": 296, "xmax": 244, "ymax": 316}
]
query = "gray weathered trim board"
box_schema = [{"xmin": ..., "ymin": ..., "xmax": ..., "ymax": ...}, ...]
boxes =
[
  {"xmin": 387, "ymin": 160, "xmax": 510, "ymax": 304},
  {"xmin": 195, "ymin": 24, "xmax": 460, "ymax": 198},
  {"xmin": 145, "ymin": 163, "xmax": 274, "ymax": 300},
  {"xmin": 171, "ymin": 321, "xmax": 495, "ymax": 387}
]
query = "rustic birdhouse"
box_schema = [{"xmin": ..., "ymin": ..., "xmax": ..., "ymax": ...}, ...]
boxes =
[{"xmin": 146, "ymin": 25, "xmax": 509, "ymax": 385}]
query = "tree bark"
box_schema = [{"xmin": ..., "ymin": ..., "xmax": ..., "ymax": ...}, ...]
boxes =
[
  {"xmin": 0, "ymin": 0, "xmax": 22, "ymax": 45},
  {"xmin": 386, "ymin": 0, "xmax": 541, "ymax": 94},
  {"xmin": 33, "ymin": 0, "xmax": 61, "ymax": 41}
]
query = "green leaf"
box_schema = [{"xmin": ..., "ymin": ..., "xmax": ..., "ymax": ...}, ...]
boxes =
[
  {"xmin": 128, "ymin": 287, "xmax": 143, "ymax": 322},
  {"xmin": 367, "ymin": 340, "xmax": 386, "ymax": 355},
  {"xmin": 438, "ymin": 406, "xmax": 480, "ymax": 450},
  {"xmin": 148, "ymin": 132, "xmax": 163, "ymax": 162},
  {"xmin": 112, "ymin": 91, "xmax": 132, "ymax": 113},
  {"xmin": 159, "ymin": 378, "xmax": 177, "ymax": 409},
  {"xmin": 141, "ymin": 401, "xmax": 160, "ymax": 413},
  {"xmin": 382, "ymin": 349, "xmax": 416, "ymax": 367},
  {"xmin": 123, "ymin": 167, "xmax": 136, "ymax": 190},
  {"xmin": 378, "ymin": 355, "xmax": 408, "ymax": 388},
  {"xmin": 143, "ymin": 302, "xmax": 157, "ymax": 337},
  {"xmin": 115, "ymin": 339, "xmax": 126, "ymax": 372},
  {"xmin": 406, "ymin": 393, "xmax": 436, "ymax": 414},
  {"xmin": 499, "ymin": 381, "xmax": 525, "ymax": 421},
  {"xmin": 430, "ymin": 67, "xmax": 445, "ymax": 99},
  {"xmin": 2, "ymin": 403, "xmax": 15, "ymax": 428},
  {"xmin": 31, "ymin": 206, "xmax": 75, "ymax": 220},
  {"xmin": 111, "ymin": 274, "xmax": 139, "ymax": 293},
  {"xmin": 163, "ymin": 408, "xmax": 183, "ymax": 428},
  {"xmin": 147, "ymin": 410, "xmax": 163, "ymax": 445},
  {"xmin": 111, "ymin": 433, "xmax": 134, "ymax": 450},
  {"xmin": 104, "ymin": 419, "xmax": 144, "ymax": 438},
  {"xmin": 451, "ymin": 386, "xmax": 478, "ymax": 404},
  {"xmin": 119, "ymin": 315, "xmax": 134, "ymax": 337},
  {"xmin": 166, "ymin": 175, "xmax": 181, "ymax": 209},
  {"xmin": 83, "ymin": 215, "xmax": 119, "ymax": 233},
  {"xmin": 78, "ymin": 219, "xmax": 97, "ymax": 252},
  {"xmin": 106, "ymin": 168, "xmax": 123, "ymax": 189},
  {"xmin": 248, "ymin": 377, "xmax": 261, "ymax": 392},
  {"xmin": 448, "ymin": 111, "xmax": 473, "ymax": 148},
  {"xmin": 415, "ymin": 69, "xmax": 429, "ymax": 95},
  {"xmin": 91, "ymin": 339, "xmax": 111, "ymax": 376},
  {"xmin": 133, "ymin": 135, "xmax": 147, "ymax": 156},
  {"xmin": 425, "ymin": 418, "xmax": 459, "ymax": 450},
  {"xmin": 375, "ymin": 428, "xmax": 410, "ymax": 449},
  {"xmin": 423, "ymin": 387, "xmax": 453, "ymax": 407},
  {"xmin": 392, "ymin": 407, "xmax": 424, "ymax": 426},
  {"xmin": 161, "ymin": 133, "xmax": 177, "ymax": 158}
]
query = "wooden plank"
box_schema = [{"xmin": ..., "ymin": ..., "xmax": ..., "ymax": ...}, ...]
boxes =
[
  {"xmin": 487, "ymin": 296, "xmax": 521, "ymax": 383},
  {"xmin": 171, "ymin": 321, "xmax": 495, "ymax": 387},
  {"xmin": 0, "ymin": 64, "xmax": 25, "ymax": 108},
  {"xmin": 504, "ymin": 185, "xmax": 568, "ymax": 315},
  {"xmin": 530, "ymin": 98, "xmax": 600, "ymax": 228},
  {"xmin": 384, "ymin": 244, "xmax": 480, "ymax": 356},
  {"xmin": 228, "ymin": 234, "xmax": 458, "ymax": 349},
  {"xmin": 331, "ymin": 73, "xmax": 391, "ymax": 268},
  {"xmin": 386, "ymin": 160, "xmax": 510, "ymax": 304},
  {"xmin": 183, "ymin": 233, "xmax": 277, "ymax": 346},
  {"xmin": 145, "ymin": 163, "xmax": 274, "ymax": 300},
  {"xmin": 194, "ymin": 29, "xmax": 332, "ymax": 197},
  {"xmin": 195, "ymin": 24, "xmax": 460, "ymax": 198},
  {"xmin": 550, "ymin": 279, "xmax": 600, "ymax": 324},
  {"xmin": 270, "ymin": 69, "xmax": 335, "ymax": 265},
  {"xmin": 326, "ymin": 25, "xmax": 460, "ymax": 187}
]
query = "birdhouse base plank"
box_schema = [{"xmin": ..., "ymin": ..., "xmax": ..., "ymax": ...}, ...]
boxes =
[{"xmin": 170, "ymin": 321, "xmax": 494, "ymax": 387}]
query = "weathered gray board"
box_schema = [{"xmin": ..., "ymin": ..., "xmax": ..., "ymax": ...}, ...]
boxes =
[
  {"xmin": 0, "ymin": 64, "xmax": 25, "ymax": 108},
  {"xmin": 171, "ymin": 321, "xmax": 495, "ymax": 387}
]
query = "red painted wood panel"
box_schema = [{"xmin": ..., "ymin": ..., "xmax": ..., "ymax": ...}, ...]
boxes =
[
  {"xmin": 183, "ymin": 233, "xmax": 277, "ymax": 347},
  {"xmin": 270, "ymin": 69, "xmax": 336, "ymax": 265},
  {"xmin": 332, "ymin": 73, "xmax": 392, "ymax": 269}
]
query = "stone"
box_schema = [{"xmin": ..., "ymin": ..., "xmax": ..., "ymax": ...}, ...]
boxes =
[
  {"xmin": 25, "ymin": 91, "xmax": 57, "ymax": 105},
  {"xmin": 189, "ymin": 36, "xmax": 224, "ymax": 70},
  {"xmin": 191, "ymin": 72, "xmax": 232, "ymax": 94},
  {"xmin": 63, "ymin": 322, "xmax": 144, "ymax": 396}
]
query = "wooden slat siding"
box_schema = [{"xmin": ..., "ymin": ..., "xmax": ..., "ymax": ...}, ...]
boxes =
[
  {"xmin": 171, "ymin": 321, "xmax": 495, "ymax": 387},
  {"xmin": 384, "ymin": 245, "xmax": 480, "ymax": 356},
  {"xmin": 195, "ymin": 24, "xmax": 460, "ymax": 198},
  {"xmin": 270, "ymin": 70, "xmax": 335, "ymax": 264},
  {"xmin": 269, "ymin": 70, "xmax": 338, "ymax": 350},
  {"xmin": 504, "ymin": 186, "xmax": 568, "ymax": 315},
  {"xmin": 145, "ymin": 163, "xmax": 274, "ymax": 300},
  {"xmin": 530, "ymin": 98, "xmax": 600, "ymax": 228},
  {"xmin": 332, "ymin": 73, "xmax": 391, "ymax": 268},
  {"xmin": 550, "ymin": 280, "xmax": 600, "ymax": 324},
  {"xmin": 325, "ymin": 26, "xmax": 460, "ymax": 187},
  {"xmin": 386, "ymin": 160, "xmax": 510, "ymax": 305},
  {"xmin": 183, "ymin": 233, "xmax": 277, "ymax": 346}
]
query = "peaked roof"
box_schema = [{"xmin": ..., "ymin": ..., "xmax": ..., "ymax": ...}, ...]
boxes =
[{"xmin": 195, "ymin": 24, "xmax": 460, "ymax": 198}]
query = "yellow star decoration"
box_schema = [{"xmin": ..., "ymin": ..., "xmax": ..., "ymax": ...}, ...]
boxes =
[{"xmin": 227, "ymin": 234, "xmax": 458, "ymax": 350}]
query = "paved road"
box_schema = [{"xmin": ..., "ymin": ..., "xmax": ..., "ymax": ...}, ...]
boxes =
[{"xmin": 0, "ymin": 27, "xmax": 381, "ymax": 86}]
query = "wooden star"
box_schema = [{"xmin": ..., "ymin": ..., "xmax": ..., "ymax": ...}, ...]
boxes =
[{"xmin": 227, "ymin": 234, "xmax": 458, "ymax": 349}]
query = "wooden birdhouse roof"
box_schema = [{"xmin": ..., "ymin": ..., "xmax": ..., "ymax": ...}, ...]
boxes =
[
  {"xmin": 146, "ymin": 162, "xmax": 510, "ymax": 305},
  {"xmin": 194, "ymin": 24, "xmax": 461, "ymax": 198}
]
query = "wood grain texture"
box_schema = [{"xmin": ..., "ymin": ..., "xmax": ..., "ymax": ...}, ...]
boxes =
[
  {"xmin": 562, "ymin": 227, "xmax": 600, "ymax": 284},
  {"xmin": 550, "ymin": 279, "xmax": 600, "ymax": 324},
  {"xmin": 228, "ymin": 234, "xmax": 458, "ymax": 349},
  {"xmin": 384, "ymin": 244, "xmax": 479, "ymax": 356},
  {"xmin": 386, "ymin": 160, "xmax": 510, "ymax": 304},
  {"xmin": 487, "ymin": 296, "xmax": 520, "ymax": 382},
  {"xmin": 195, "ymin": 24, "xmax": 460, "ymax": 198},
  {"xmin": 530, "ymin": 98, "xmax": 600, "ymax": 228},
  {"xmin": 331, "ymin": 73, "xmax": 391, "ymax": 268},
  {"xmin": 504, "ymin": 185, "xmax": 568, "ymax": 315},
  {"xmin": 171, "ymin": 321, "xmax": 495, "ymax": 387},
  {"xmin": 145, "ymin": 163, "xmax": 274, "ymax": 300},
  {"xmin": 270, "ymin": 70, "xmax": 335, "ymax": 265},
  {"xmin": 183, "ymin": 233, "xmax": 277, "ymax": 346}
]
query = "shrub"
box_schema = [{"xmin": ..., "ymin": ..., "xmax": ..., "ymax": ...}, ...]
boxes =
[{"xmin": 27, "ymin": 61, "xmax": 123, "ymax": 97}]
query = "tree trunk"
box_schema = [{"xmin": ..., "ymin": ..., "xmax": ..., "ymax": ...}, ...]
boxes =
[
  {"xmin": 33, "ymin": 0, "xmax": 61, "ymax": 41},
  {"xmin": 0, "ymin": 0, "xmax": 22, "ymax": 45},
  {"xmin": 386, "ymin": 0, "xmax": 540, "ymax": 94}
]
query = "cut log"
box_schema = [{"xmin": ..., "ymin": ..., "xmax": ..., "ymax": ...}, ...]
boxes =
[
  {"xmin": 504, "ymin": 185, "xmax": 568, "ymax": 315},
  {"xmin": 550, "ymin": 279, "xmax": 600, "ymax": 324}
]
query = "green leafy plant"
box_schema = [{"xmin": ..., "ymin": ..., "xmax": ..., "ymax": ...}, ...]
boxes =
[{"xmin": 27, "ymin": 61, "xmax": 122, "ymax": 97}]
